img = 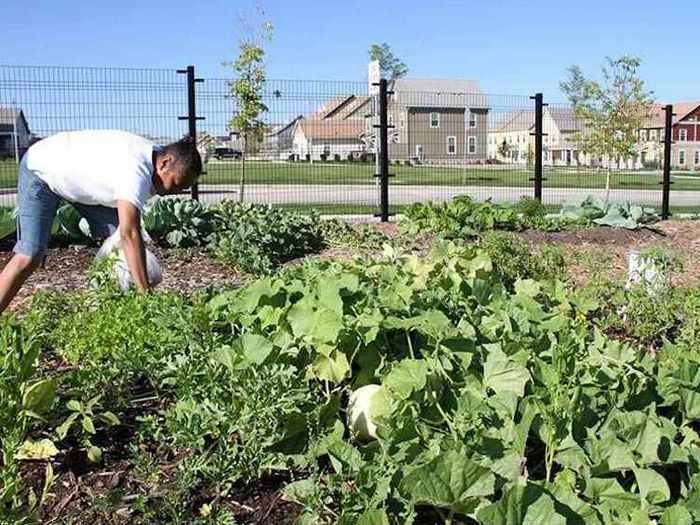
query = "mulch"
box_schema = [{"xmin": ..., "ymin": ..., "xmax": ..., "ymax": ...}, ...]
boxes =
[{"xmin": 0, "ymin": 240, "xmax": 242, "ymax": 312}]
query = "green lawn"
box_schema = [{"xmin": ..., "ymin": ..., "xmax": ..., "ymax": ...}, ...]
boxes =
[
  {"xmin": 3, "ymin": 158, "xmax": 700, "ymax": 191},
  {"xmin": 202, "ymin": 161, "xmax": 700, "ymax": 191}
]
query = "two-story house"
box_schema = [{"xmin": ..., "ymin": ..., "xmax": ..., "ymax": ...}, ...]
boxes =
[
  {"xmin": 386, "ymin": 78, "xmax": 489, "ymax": 163},
  {"xmin": 488, "ymin": 106, "xmax": 585, "ymax": 167},
  {"xmin": 638, "ymin": 102, "xmax": 700, "ymax": 170}
]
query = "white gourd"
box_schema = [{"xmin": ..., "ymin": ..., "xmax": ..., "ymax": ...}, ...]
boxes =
[{"xmin": 347, "ymin": 384, "xmax": 382, "ymax": 441}]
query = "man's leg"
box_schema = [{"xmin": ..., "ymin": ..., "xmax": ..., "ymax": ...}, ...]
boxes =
[
  {"xmin": 72, "ymin": 203, "xmax": 119, "ymax": 241},
  {"xmin": 0, "ymin": 161, "xmax": 59, "ymax": 314},
  {"xmin": 0, "ymin": 254, "xmax": 42, "ymax": 312}
]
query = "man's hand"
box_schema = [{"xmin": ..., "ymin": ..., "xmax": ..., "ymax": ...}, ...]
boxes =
[{"xmin": 117, "ymin": 200, "xmax": 148, "ymax": 293}]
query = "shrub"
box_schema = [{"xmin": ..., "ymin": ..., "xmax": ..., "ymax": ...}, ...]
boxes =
[{"xmin": 209, "ymin": 201, "xmax": 325, "ymax": 274}]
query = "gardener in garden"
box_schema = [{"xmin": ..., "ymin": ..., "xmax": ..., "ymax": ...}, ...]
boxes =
[{"xmin": 0, "ymin": 130, "xmax": 202, "ymax": 313}]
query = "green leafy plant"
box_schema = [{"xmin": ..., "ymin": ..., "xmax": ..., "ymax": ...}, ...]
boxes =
[
  {"xmin": 55, "ymin": 395, "xmax": 120, "ymax": 463},
  {"xmin": 210, "ymin": 201, "xmax": 324, "ymax": 274},
  {"xmin": 144, "ymin": 198, "xmax": 213, "ymax": 248}
]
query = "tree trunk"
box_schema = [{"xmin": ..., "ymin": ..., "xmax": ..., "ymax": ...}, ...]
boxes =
[
  {"xmin": 239, "ymin": 135, "xmax": 246, "ymax": 203},
  {"xmin": 605, "ymin": 166, "xmax": 612, "ymax": 206}
]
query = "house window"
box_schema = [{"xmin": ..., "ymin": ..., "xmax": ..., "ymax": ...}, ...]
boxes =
[
  {"xmin": 323, "ymin": 143, "xmax": 331, "ymax": 155},
  {"xmin": 640, "ymin": 129, "xmax": 648, "ymax": 141},
  {"xmin": 468, "ymin": 111, "xmax": 477, "ymax": 128},
  {"xmin": 447, "ymin": 136, "xmax": 457, "ymax": 155},
  {"xmin": 695, "ymin": 150, "xmax": 700, "ymax": 165},
  {"xmin": 429, "ymin": 112, "xmax": 440, "ymax": 128},
  {"xmin": 680, "ymin": 129, "xmax": 688, "ymax": 142},
  {"xmin": 467, "ymin": 136, "xmax": 477, "ymax": 155},
  {"xmin": 679, "ymin": 149, "xmax": 686, "ymax": 166},
  {"xmin": 650, "ymin": 130, "xmax": 658, "ymax": 141}
]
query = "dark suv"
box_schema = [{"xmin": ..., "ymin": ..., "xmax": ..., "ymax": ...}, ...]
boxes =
[{"xmin": 213, "ymin": 147, "xmax": 242, "ymax": 160}]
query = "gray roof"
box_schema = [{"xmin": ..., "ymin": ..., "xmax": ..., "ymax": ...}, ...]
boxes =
[
  {"xmin": 0, "ymin": 107, "xmax": 22, "ymax": 126},
  {"xmin": 490, "ymin": 110, "xmax": 535, "ymax": 133},
  {"xmin": 546, "ymin": 106, "xmax": 585, "ymax": 132},
  {"xmin": 391, "ymin": 78, "xmax": 489, "ymax": 110}
]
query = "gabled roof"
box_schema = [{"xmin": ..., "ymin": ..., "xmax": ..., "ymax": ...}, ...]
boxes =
[
  {"xmin": 266, "ymin": 115, "xmax": 303, "ymax": 137},
  {"xmin": 391, "ymin": 78, "xmax": 489, "ymax": 110},
  {"xmin": 546, "ymin": 106, "xmax": 585, "ymax": 133},
  {"xmin": 490, "ymin": 110, "xmax": 535, "ymax": 133},
  {"xmin": 0, "ymin": 107, "xmax": 29, "ymax": 131},
  {"xmin": 643, "ymin": 101, "xmax": 700, "ymax": 128},
  {"xmin": 298, "ymin": 119, "xmax": 365, "ymax": 140}
]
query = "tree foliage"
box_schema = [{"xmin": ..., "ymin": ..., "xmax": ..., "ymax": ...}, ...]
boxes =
[
  {"xmin": 369, "ymin": 43, "xmax": 408, "ymax": 80},
  {"xmin": 559, "ymin": 56, "xmax": 654, "ymax": 165}
]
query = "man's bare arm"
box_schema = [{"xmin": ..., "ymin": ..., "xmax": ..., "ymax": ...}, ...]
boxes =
[{"xmin": 116, "ymin": 200, "xmax": 148, "ymax": 293}]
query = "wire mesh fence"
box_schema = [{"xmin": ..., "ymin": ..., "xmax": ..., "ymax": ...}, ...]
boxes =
[{"xmin": 1, "ymin": 64, "xmax": 699, "ymax": 216}]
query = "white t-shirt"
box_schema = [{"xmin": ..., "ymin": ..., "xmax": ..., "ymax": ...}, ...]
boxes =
[{"xmin": 24, "ymin": 130, "xmax": 156, "ymax": 211}]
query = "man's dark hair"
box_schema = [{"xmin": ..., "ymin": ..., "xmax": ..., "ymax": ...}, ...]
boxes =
[{"xmin": 163, "ymin": 135, "xmax": 202, "ymax": 181}]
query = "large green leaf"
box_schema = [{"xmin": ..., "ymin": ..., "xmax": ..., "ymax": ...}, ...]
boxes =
[
  {"xmin": 311, "ymin": 351, "xmax": 350, "ymax": 384},
  {"xmin": 483, "ymin": 349, "xmax": 531, "ymax": 397},
  {"xmin": 383, "ymin": 359, "xmax": 430, "ymax": 401},
  {"xmin": 477, "ymin": 483, "xmax": 566, "ymax": 525},
  {"xmin": 633, "ymin": 468, "xmax": 670, "ymax": 505},
  {"xmin": 400, "ymin": 450, "xmax": 495, "ymax": 514},
  {"xmin": 22, "ymin": 378, "xmax": 56, "ymax": 414},
  {"xmin": 240, "ymin": 333, "xmax": 274, "ymax": 365}
]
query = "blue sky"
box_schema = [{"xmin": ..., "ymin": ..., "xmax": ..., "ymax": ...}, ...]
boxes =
[{"xmin": 2, "ymin": 0, "xmax": 698, "ymax": 102}]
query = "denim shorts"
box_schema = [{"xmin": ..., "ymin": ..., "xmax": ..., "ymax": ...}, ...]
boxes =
[{"xmin": 14, "ymin": 159, "xmax": 119, "ymax": 258}]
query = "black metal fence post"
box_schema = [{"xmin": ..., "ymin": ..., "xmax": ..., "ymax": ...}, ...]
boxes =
[
  {"xmin": 530, "ymin": 93, "xmax": 545, "ymax": 202},
  {"xmin": 373, "ymin": 79, "xmax": 393, "ymax": 222},
  {"xmin": 661, "ymin": 104, "xmax": 674, "ymax": 220},
  {"xmin": 177, "ymin": 65, "xmax": 204, "ymax": 201}
]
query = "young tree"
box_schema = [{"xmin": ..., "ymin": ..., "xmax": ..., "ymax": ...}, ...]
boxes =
[
  {"xmin": 368, "ymin": 43, "xmax": 408, "ymax": 80},
  {"xmin": 229, "ymin": 11, "xmax": 273, "ymax": 202},
  {"xmin": 559, "ymin": 56, "xmax": 654, "ymax": 203}
]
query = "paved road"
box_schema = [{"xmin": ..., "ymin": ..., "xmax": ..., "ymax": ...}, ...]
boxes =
[
  {"xmin": 195, "ymin": 184, "xmax": 695, "ymax": 207},
  {"xmin": 1, "ymin": 183, "xmax": 698, "ymax": 208}
]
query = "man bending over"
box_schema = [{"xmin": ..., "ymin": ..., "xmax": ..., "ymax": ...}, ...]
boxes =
[{"xmin": 0, "ymin": 130, "xmax": 202, "ymax": 313}]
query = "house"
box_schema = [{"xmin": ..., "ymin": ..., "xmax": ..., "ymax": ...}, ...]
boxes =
[
  {"xmin": 262, "ymin": 116, "xmax": 303, "ymax": 160},
  {"xmin": 292, "ymin": 94, "xmax": 371, "ymax": 160},
  {"xmin": 639, "ymin": 101, "xmax": 700, "ymax": 170},
  {"xmin": 487, "ymin": 106, "xmax": 586, "ymax": 167},
  {"xmin": 386, "ymin": 78, "xmax": 490, "ymax": 163},
  {"xmin": 293, "ymin": 119, "xmax": 366, "ymax": 161},
  {"xmin": 0, "ymin": 107, "xmax": 31, "ymax": 159},
  {"xmin": 488, "ymin": 110, "xmax": 534, "ymax": 164}
]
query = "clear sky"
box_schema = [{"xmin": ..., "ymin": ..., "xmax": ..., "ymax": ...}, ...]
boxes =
[{"xmin": 2, "ymin": 0, "xmax": 698, "ymax": 102}]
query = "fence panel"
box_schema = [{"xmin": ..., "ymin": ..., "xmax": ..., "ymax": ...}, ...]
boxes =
[
  {"xmin": 195, "ymin": 77, "xmax": 378, "ymax": 215},
  {"xmin": 0, "ymin": 65, "xmax": 188, "ymax": 208},
  {"xmin": 383, "ymin": 90, "xmax": 535, "ymax": 213},
  {"xmin": 540, "ymin": 102, "xmax": 666, "ymax": 212}
]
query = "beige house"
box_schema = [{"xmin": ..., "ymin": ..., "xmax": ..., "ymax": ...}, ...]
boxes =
[{"xmin": 488, "ymin": 106, "xmax": 585, "ymax": 166}]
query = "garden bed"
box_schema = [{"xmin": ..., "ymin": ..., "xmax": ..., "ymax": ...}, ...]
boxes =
[{"xmin": 6, "ymin": 205, "xmax": 700, "ymax": 524}]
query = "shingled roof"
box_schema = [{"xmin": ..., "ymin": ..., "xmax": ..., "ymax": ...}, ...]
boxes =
[
  {"xmin": 391, "ymin": 78, "xmax": 489, "ymax": 110},
  {"xmin": 298, "ymin": 119, "xmax": 365, "ymax": 140},
  {"xmin": 644, "ymin": 101, "xmax": 700, "ymax": 128}
]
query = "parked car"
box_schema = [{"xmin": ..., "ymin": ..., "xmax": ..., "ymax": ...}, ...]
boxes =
[{"xmin": 213, "ymin": 147, "xmax": 242, "ymax": 160}]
